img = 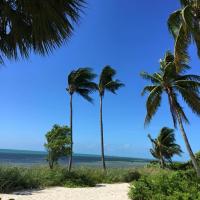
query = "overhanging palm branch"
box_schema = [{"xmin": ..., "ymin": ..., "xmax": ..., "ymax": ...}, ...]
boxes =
[
  {"xmin": 168, "ymin": 0, "xmax": 200, "ymax": 70},
  {"xmin": 0, "ymin": 0, "xmax": 85, "ymax": 63}
]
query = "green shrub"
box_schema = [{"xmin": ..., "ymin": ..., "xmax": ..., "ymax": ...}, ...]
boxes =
[
  {"xmin": 0, "ymin": 167, "xmax": 40, "ymax": 193},
  {"xmin": 129, "ymin": 170, "xmax": 200, "ymax": 200},
  {"xmin": 73, "ymin": 167, "xmax": 141, "ymax": 183},
  {"xmin": 0, "ymin": 166, "xmax": 140, "ymax": 193},
  {"xmin": 122, "ymin": 171, "xmax": 141, "ymax": 182},
  {"xmin": 169, "ymin": 162, "xmax": 190, "ymax": 170}
]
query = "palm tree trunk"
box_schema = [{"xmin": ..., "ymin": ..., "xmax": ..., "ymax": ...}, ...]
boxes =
[
  {"xmin": 68, "ymin": 94, "xmax": 73, "ymax": 172},
  {"xmin": 100, "ymin": 95, "xmax": 106, "ymax": 171},
  {"xmin": 177, "ymin": 114, "xmax": 200, "ymax": 177},
  {"xmin": 167, "ymin": 89, "xmax": 200, "ymax": 177}
]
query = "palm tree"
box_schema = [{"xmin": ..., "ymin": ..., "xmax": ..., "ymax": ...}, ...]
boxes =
[
  {"xmin": 0, "ymin": 0, "xmax": 84, "ymax": 63},
  {"xmin": 141, "ymin": 51, "xmax": 200, "ymax": 177},
  {"xmin": 148, "ymin": 127, "xmax": 182, "ymax": 168},
  {"xmin": 168, "ymin": 0, "xmax": 200, "ymax": 70},
  {"xmin": 97, "ymin": 66, "xmax": 124, "ymax": 171},
  {"xmin": 66, "ymin": 68, "xmax": 96, "ymax": 172}
]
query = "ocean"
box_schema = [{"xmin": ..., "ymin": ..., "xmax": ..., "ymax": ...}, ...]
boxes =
[{"xmin": 0, "ymin": 149, "xmax": 151, "ymax": 168}]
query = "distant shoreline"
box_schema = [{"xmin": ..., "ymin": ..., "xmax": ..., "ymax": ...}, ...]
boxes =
[
  {"xmin": 0, "ymin": 148, "xmax": 152, "ymax": 167},
  {"xmin": 0, "ymin": 148, "xmax": 153, "ymax": 162}
]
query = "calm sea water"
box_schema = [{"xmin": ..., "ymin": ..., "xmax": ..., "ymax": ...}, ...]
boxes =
[{"xmin": 0, "ymin": 149, "xmax": 151, "ymax": 168}]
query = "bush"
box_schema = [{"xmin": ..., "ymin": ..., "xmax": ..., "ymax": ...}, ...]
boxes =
[
  {"xmin": 122, "ymin": 171, "xmax": 141, "ymax": 182},
  {"xmin": 0, "ymin": 167, "xmax": 40, "ymax": 193},
  {"xmin": 129, "ymin": 170, "xmax": 200, "ymax": 200},
  {"xmin": 169, "ymin": 162, "xmax": 190, "ymax": 170},
  {"xmin": 0, "ymin": 166, "xmax": 140, "ymax": 193},
  {"xmin": 76, "ymin": 168, "xmax": 141, "ymax": 183}
]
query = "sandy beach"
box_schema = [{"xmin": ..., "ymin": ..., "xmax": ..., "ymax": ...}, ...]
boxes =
[{"xmin": 0, "ymin": 183, "xmax": 130, "ymax": 200}]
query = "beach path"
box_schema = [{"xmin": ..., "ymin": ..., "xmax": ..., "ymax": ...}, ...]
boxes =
[{"xmin": 0, "ymin": 183, "xmax": 130, "ymax": 200}]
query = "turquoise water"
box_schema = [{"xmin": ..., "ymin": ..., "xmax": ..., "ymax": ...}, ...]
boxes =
[{"xmin": 0, "ymin": 149, "xmax": 151, "ymax": 168}]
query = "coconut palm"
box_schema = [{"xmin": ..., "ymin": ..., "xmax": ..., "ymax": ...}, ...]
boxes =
[
  {"xmin": 148, "ymin": 127, "xmax": 182, "ymax": 168},
  {"xmin": 97, "ymin": 66, "xmax": 124, "ymax": 171},
  {"xmin": 66, "ymin": 68, "xmax": 97, "ymax": 172},
  {"xmin": 168, "ymin": 0, "xmax": 200, "ymax": 70},
  {"xmin": 141, "ymin": 51, "xmax": 200, "ymax": 177},
  {"xmin": 0, "ymin": 0, "xmax": 84, "ymax": 63}
]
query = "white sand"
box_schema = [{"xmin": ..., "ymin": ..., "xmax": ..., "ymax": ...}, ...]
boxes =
[{"xmin": 0, "ymin": 183, "xmax": 130, "ymax": 200}]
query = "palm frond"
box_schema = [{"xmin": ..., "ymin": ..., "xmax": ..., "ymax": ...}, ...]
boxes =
[
  {"xmin": 176, "ymin": 85, "xmax": 200, "ymax": 116},
  {"xmin": 99, "ymin": 66, "xmax": 116, "ymax": 87},
  {"xmin": 171, "ymin": 91, "xmax": 189, "ymax": 125},
  {"xmin": 141, "ymin": 86, "xmax": 157, "ymax": 96},
  {"xmin": 67, "ymin": 67, "xmax": 97, "ymax": 102},
  {"xmin": 76, "ymin": 88, "xmax": 93, "ymax": 103},
  {"xmin": 179, "ymin": 0, "xmax": 189, "ymax": 7},
  {"xmin": 140, "ymin": 72, "xmax": 161, "ymax": 84},
  {"xmin": 176, "ymin": 74, "xmax": 200, "ymax": 82},
  {"xmin": 144, "ymin": 86, "xmax": 162, "ymax": 126},
  {"xmin": 99, "ymin": 66, "xmax": 123, "ymax": 95},
  {"xmin": 105, "ymin": 80, "xmax": 124, "ymax": 94},
  {"xmin": 0, "ymin": 0, "xmax": 85, "ymax": 62},
  {"xmin": 174, "ymin": 24, "xmax": 190, "ymax": 70},
  {"xmin": 174, "ymin": 80, "xmax": 200, "ymax": 92},
  {"xmin": 168, "ymin": 10, "xmax": 182, "ymax": 39}
]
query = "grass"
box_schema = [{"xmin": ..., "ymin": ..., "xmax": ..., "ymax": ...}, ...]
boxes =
[{"xmin": 0, "ymin": 165, "xmax": 141, "ymax": 193}]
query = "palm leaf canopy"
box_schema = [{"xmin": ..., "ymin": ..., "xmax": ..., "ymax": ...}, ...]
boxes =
[
  {"xmin": 168, "ymin": 0, "xmax": 200, "ymax": 70},
  {"xmin": 67, "ymin": 67, "xmax": 97, "ymax": 102},
  {"xmin": 148, "ymin": 127, "xmax": 182, "ymax": 162},
  {"xmin": 98, "ymin": 65, "xmax": 124, "ymax": 96},
  {"xmin": 141, "ymin": 51, "xmax": 200, "ymax": 127},
  {"xmin": 0, "ymin": 0, "xmax": 85, "ymax": 63}
]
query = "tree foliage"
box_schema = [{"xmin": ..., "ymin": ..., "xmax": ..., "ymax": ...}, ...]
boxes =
[
  {"xmin": 98, "ymin": 65, "xmax": 124, "ymax": 96},
  {"xmin": 67, "ymin": 67, "xmax": 97, "ymax": 102},
  {"xmin": 0, "ymin": 0, "xmax": 85, "ymax": 63},
  {"xmin": 168, "ymin": 0, "xmax": 200, "ymax": 70},
  {"xmin": 148, "ymin": 127, "xmax": 182, "ymax": 168},
  {"xmin": 141, "ymin": 51, "xmax": 200, "ymax": 127},
  {"xmin": 44, "ymin": 124, "xmax": 71, "ymax": 169}
]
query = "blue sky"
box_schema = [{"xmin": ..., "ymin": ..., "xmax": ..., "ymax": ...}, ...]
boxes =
[{"xmin": 0, "ymin": 0, "xmax": 199, "ymax": 161}]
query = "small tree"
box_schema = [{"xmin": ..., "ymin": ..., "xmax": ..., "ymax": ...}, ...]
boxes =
[
  {"xmin": 44, "ymin": 124, "xmax": 71, "ymax": 169},
  {"xmin": 148, "ymin": 127, "xmax": 182, "ymax": 168}
]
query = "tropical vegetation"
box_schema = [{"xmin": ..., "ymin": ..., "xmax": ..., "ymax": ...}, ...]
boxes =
[
  {"xmin": 148, "ymin": 127, "xmax": 182, "ymax": 168},
  {"xmin": 129, "ymin": 170, "xmax": 200, "ymax": 200},
  {"xmin": 141, "ymin": 51, "xmax": 200, "ymax": 177},
  {"xmin": 44, "ymin": 124, "xmax": 71, "ymax": 169},
  {"xmin": 0, "ymin": 0, "xmax": 84, "ymax": 64},
  {"xmin": 1, "ymin": 0, "xmax": 200, "ymax": 199},
  {"xmin": 96, "ymin": 66, "xmax": 124, "ymax": 171},
  {"xmin": 0, "ymin": 166, "xmax": 140, "ymax": 193},
  {"xmin": 168, "ymin": 0, "xmax": 200, "ymax": 70},
  {"xmin": 66, "ymin": 68, "xmax": 97, "ymax": 172}
]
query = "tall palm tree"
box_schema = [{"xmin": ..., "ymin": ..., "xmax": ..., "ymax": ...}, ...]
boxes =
[
  {"xmin": 66, "ymin": 68, "xmax": 96, "ymax": 172},
  {"xmin": 0, "ymin": 0, "xmax": 84, "ymax": 63},
  {"xmin": 141, "ymin": 51, "xmax": 200, "ymax": 177},
  {"xmin": 148, "ymin": 127, "xmax": 182, "ymax": 168},
  {"xmin": 97, "ymin": 66, "xmax": 124, "ymax": 171},
  {"xmin": 168, "ymin": 0, "xmax": 200, "ymax": 70}
]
